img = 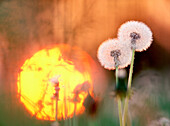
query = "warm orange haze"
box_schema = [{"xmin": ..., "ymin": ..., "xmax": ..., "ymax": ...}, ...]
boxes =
[
  {"xmin": 0, "ymin": 0, "xmax": 170, "ymax": 125},
  {"xmin": 17, "ymin": 44, "xmax": 93, "ymax": 120}
]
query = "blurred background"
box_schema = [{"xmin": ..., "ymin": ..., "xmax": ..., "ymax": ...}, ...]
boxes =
[{"xmin": 0, "ymin": 0, "xmax": 170, "ymax": 126}]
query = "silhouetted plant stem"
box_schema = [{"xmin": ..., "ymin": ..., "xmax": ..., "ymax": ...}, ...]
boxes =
[
  {"xmin": 73, "ymin": 102, "xmax": 77, "ymax": 126},
  {"xmin": 64, "ymin": 87, "xmax": 68, "ymax": 126}
]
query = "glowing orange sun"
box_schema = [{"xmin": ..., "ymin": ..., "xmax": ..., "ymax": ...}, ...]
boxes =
[{"xmin": 17, "ymin": 44, "xmax": 93, "ymax": 121}]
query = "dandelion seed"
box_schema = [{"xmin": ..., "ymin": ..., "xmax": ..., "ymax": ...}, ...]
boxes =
[
  {"xmin": 118, "ymin": 21, "xmax": 153, "ymax": 52},
  {"xmin": 97, "ymin": 39, "xmax": 132, "ymax": 70}
]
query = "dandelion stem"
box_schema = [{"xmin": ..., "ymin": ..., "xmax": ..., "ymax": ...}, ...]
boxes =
[
  {"xmin": 128, "ymin": 49, "xmax": 135, "ymax": 89},
  {"xmin": 115, "ymin": 66, "xmax": 123, "ymax": 126},
  {"xmin": 122, "ymin": 98, "xmax": 129, "ymax": 126},
  {"xmin": 118, "ymin": 97, "xmax": 123, "ymax": 126},
  {"xmin": 123, "ymin": 49, "xmax": 135, "ymax": 126},
  {"xmin": 116, "ymin": 66, "xmax": 119, "ymax": 87}
]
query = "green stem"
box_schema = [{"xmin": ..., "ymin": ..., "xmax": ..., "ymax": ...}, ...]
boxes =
[
  {"xmin": 123, "ymin": 49, "xmax": 135, "ymax": 126},
  {"xmin": 116, "ymin": 66, "xmax": 119, "ymax": 87},
  {"xmin": 115, "ymin": 66, "xmax": 123, "ymax": 126},
  {"xmin": 118, "ymin": 97, "xmax": 123, "ymax": 126},
  {"xmin": 122, "ymin": 98, "xmax": 129, "ymax": 126},
  {"xmin": 127, "ymin": 49, "xmax": 135, "ymax": 89}
]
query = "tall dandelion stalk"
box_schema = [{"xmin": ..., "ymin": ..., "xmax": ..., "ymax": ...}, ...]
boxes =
[
  {"xmin": 97, "ymin": 39, "xmax": 132, "ymax": 126},
  {"xmin": 97, "ymin": 20, "xmax": 153, "ymax": 126},
  {"xmin": 118, "ymin": 21, "xmax": 153, "ymax": 126}
]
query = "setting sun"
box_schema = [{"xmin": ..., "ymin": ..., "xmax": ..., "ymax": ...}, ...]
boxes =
[{"xmin": 17, "ymin": 44, "xmax": 93, "ymax": 121}]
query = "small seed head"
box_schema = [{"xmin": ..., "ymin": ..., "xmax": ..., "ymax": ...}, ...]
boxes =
[{"xmin": 97, "ymin": 39, "xmax": 132, "ymax": 70}]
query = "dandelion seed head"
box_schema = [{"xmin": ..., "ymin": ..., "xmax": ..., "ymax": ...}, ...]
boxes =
[
  {"xmin": 97, "ymin": 39, "xmax": 132, "ymax": 70},
  {"xmin": 118, "ymin": 21, "xmax": 153, "ymax": 52}
]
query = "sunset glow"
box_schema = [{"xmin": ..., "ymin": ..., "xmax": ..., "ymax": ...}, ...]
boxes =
[{"xmin": 17, "ymin": 45, "xmax": 93, "ymax": 120}]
